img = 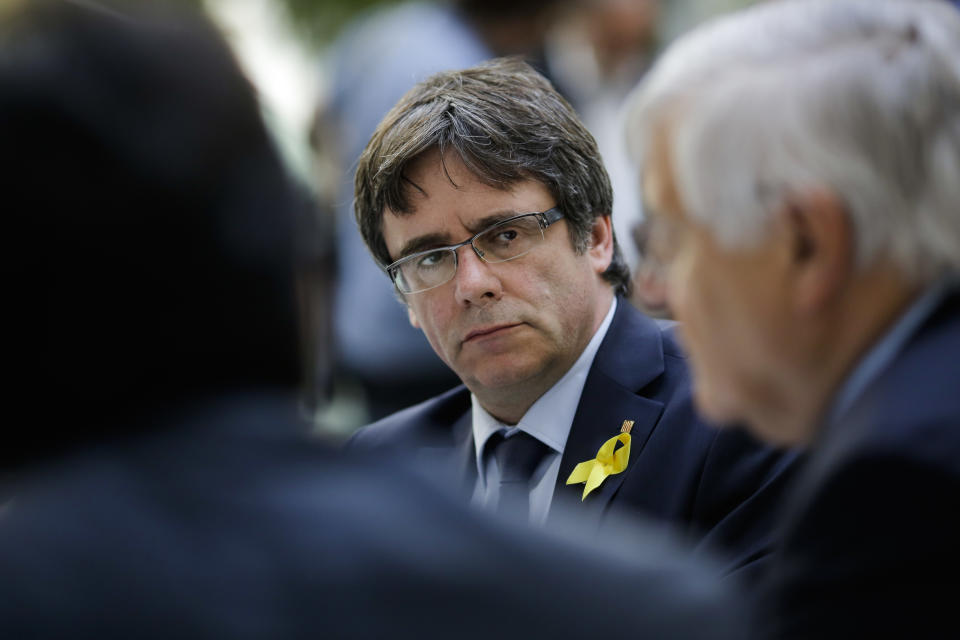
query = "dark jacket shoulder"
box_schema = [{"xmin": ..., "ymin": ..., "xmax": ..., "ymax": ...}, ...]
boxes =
[{"xmin": 349, "ymin": 385, "xmax": 471, "ymax": 451}]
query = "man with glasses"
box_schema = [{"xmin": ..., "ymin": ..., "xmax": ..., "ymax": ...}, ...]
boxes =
[{"xmin": 350, "ymin": 58, "xmax": 797, "ymax": 583}]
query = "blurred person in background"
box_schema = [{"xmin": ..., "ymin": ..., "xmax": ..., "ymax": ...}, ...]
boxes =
[
  {"xmin": 312, "ymin": 0, "xmax": 575, "ymax": 426},
  {"xmin": 0, "ymin": 1, "xmax": 754, "ymax": 637},
  {"xmin": 547, "ymin": 0, "xmax": 661, "ymax": 275},
  {"xmin": 349, "ymin": 57, "xmax": 798, "ymax": 585},
  {"xmin": 626, "ymin": 0, "xmax": 960, "ymax": 636}
]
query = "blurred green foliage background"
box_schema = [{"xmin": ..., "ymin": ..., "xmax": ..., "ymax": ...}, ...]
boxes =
[
  {"xmin": 279, "ymin": 0, "xmax": 396, "ymax": 44},
  {"xmin": 188, "ymin": 0, "xmax": 400, "ymax": 47}
]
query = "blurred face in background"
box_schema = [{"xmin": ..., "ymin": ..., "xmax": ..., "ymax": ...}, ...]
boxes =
[
  {"xmin": 587, "ymin": 0, "xmax": 659, "ymax": 73},
  {"xmin": 641, "ymin": 133, "xmax": 803, "ymax": 445}
]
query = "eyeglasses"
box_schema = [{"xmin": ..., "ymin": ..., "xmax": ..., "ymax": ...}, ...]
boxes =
[{"xmin": 385, "ymin": 207, "xmax": 564, "ymax": 294}]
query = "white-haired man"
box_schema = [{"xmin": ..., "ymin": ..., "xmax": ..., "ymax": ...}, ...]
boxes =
[{"xmin": 625, "ymin": 0, "xmax": 960, "ymax": 637}]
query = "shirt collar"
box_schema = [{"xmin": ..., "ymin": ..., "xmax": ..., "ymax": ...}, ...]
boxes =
[
  {"xmin": 825, "ymin": 275, "xmax": 958, "ymax": 428},
  {"xmin": 472, "ymin": 297, "xmax": 618, "ymax": 479}
]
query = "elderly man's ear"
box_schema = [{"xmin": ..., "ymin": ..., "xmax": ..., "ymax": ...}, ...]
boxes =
[{"xmin": 780, "ymin": 188, "xmax": 854, "ymax": 315}]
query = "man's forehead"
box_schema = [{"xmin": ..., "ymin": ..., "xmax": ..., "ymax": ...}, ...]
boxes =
[
  {"xmin": 379, "ymin": 150, "xmax": 475, "ymax": 239},
  {"xmin": 401, "ymin": 147, "xmax": 481, "ymax": 194},
  {"xmin": 386, "ymin": 154, "xmax": 551, "ymax": 224}
]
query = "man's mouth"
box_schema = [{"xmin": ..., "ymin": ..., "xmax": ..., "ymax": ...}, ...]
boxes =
[{"xmin": 463, "ymin": 323, "xmax": 523, "ymax": 343}]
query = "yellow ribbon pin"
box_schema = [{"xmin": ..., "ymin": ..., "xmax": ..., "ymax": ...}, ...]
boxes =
[{"xmin": 565, "ymin": 420, "xmax": 634, "ymax": 500}]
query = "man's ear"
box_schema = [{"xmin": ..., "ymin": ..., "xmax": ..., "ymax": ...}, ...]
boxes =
[
  {"xmin": 781, "ymin": 188, "xmax": 854, "ymax": 314},
  {"xmin": 407, "ymin": 304, "xmax": 421, "ymax": 329},
  {"xmin": 587, "ymin": 215, "xmax": 615, "ymax": 274}
]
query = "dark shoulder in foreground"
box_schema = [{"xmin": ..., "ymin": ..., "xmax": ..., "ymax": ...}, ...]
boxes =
[
  {"xmin": 348, "ymin": 384, "xmax": 471, "ymax": 451},
  {"xmin": 0, "ymin": 395, "xmax": 749, "ymax": 640}
]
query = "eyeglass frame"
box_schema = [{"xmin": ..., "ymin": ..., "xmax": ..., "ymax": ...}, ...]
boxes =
[{"xmin": 384, "ymin": 206, "xmax": 565, "ymax": 294}]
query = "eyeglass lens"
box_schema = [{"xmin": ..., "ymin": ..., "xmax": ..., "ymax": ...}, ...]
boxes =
[{"xmin": 393, "ymin": 214, "xmax": 546, "ymax": 293}]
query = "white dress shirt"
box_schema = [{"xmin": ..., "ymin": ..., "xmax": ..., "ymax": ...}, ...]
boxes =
[{"xmin": 471, "ymin": 297, "xmax": 617, "ymax": 525}]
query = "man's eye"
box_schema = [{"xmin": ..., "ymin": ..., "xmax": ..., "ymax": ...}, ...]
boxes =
[
  {"xmin": 492, "ymin": 228, "xmax": 518, "ymax": 245},
  {"xmin": 416, "ymin": 251, "xmax": 447, "ymax": 269}
]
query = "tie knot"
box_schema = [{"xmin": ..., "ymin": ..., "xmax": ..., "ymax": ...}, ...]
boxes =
[{"xmin": 490, "ymin": 431, "xmax": 549, "ymax": 483}]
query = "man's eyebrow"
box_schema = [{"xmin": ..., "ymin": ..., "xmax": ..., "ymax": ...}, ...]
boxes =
[
  {"xmin": 466, "ymin": 209, "xmax": 537, "ymax": 234},
  {"xmin": 396, "ymin": 232, "xmax": 454, "ymax": 261},
  {"xmin": 395, "ymin": 209, "xmax": 537, "ymax": 260}
]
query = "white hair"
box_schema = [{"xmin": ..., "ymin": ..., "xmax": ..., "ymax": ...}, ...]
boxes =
[{"xmin": 625, "ymin": 0, "xmax": 960, "ymax": 283}]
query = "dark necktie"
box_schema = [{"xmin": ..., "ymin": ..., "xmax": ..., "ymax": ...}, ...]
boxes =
[{"xmin": 489, "ymin": 431, "xmax": 550, "ymax": 520}]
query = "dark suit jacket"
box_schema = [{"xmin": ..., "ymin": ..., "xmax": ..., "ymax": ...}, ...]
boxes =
[
  {"xmin": 759, "ymin": 289, "xmax": 960, "ymax": 639},
  {"xmin": 0, "ymin": 392, "xmax": 749, "ymax": 639},
  {"xmin": 353, "ymin": 299, "xmax": 800, "ymax": 583}
]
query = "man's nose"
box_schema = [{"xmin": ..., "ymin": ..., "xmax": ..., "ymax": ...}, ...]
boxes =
[{"xmin": 453, "ymin": 245, "xmax": 503, "ymax": 307}]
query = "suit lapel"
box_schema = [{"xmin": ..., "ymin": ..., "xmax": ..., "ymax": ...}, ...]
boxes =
[
  {"xmin": 550, "ymin": 300, "xmax": 668, "ymax": 524},
  {"xmin": 417, "ymin": 404, "xmax": 477, "ymax": 497},
  {"xmin": 413, "ymin": 389, "xmax": 477, "ymax": 497},
  {"xmin": 450, "ymin": 410, "xmax": 477, "ymax": 494}
]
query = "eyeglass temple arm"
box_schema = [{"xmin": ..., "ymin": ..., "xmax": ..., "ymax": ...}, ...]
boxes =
[{"xmin": 541, "ymin": 207, "xmax": 564, "ymax": 226}]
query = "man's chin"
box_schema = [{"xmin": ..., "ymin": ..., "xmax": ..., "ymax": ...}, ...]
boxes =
[
  {"xmin": 467, "ymin": 371, "xmax": 539, "ymax": 393},
  {"xmin": 461, "ymin": 359, "xmax": 552, "ymax": 397}
]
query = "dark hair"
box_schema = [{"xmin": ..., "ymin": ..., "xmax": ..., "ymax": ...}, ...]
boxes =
[
  {"xmin": 354, "ymin": 57, "xmax": 631, "ymax": 296},
  {"xmin": 2, "ymin": 0, "xmax": 303, "ymax": 464}
]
